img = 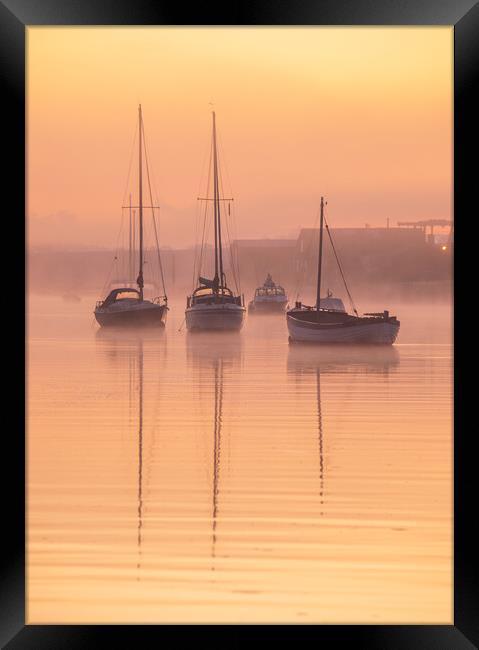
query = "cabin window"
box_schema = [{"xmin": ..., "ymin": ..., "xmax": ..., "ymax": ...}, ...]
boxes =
[{"xmin": 116, "ymin": 291, "xmax": 139, "ymax": 301}]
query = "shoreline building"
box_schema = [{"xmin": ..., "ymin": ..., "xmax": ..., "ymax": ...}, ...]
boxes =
[{"xmin": 28, "ymin": 225, "xmax": 452, "ymax": 296}]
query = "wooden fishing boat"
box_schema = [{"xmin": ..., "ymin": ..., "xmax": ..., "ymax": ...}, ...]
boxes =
[{"xmin": 286, "ymin": 197, "xmax": 400, "ymax": 344}]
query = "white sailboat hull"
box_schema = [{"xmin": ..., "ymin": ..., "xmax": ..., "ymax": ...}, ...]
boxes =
[
  {"xmin": 186, "ymin": 303, "xmax": 246, "ymax": 331},
  {"xmin": 287, "ymin": 315, "xmax": 400, "ymax": 344}
]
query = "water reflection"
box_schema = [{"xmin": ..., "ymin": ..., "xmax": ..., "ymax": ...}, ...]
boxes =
[
  {"xmin": 185, "ymin": 330, "xmax": 243, "ymax": 367},
  {"xmin": 28, "ymin": 294, "xmax": 452, "ymax": 623},
  {"xmin": 186, "ymin": 333, "xmax": 243, "ymax": 567},
  {"xmin": 316, "ymin": 367, "xmax": 324, "ymax": 513},
  {"xmin": 137, "ymin": 338, "xmax": 143, "ymax": 571},
  {"xmin": 211, "ymin": 353, "xmax": 222, "ymax": 564},
  {"xmin": 287, "ymin": 344, "xmax": 400, "ymax": 377},
  {"xmin": 95, "ymin": 325, "xmax": 166, "ymax": 348},
  {"xmin": 94, "ymin": 330, "xmax": 166, "ymax": 576},
  {"xmin": 287, "ymin": 345, "xmax": 400, "ymax": 517}
]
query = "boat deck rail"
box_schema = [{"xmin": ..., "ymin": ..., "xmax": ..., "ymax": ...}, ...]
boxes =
[
  {"xmin": 96, "ymin": 293, "xmax": 167, "ymax": 310},
  {"xmin": 364, "ymin": 311, "xmax": 397, "ymax": 320},
  {"xmin": 292, "ymin": 301, "xmax": 350, "ymax": 315},
  {"xmin": 291, "ymin": 304, "xmax": 395, "ymax": 321},
  {"xmin": 292, "ymin": 302, "xmax": 340, "ymax": 313}
]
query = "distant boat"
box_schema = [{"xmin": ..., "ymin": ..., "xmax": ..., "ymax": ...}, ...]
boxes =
[
  {"xmin": 94, "ymin": 105, "xmax": 168, "ymax": 328},
  {"xmin": 185, "ymin": 112, "xmax": 245, "ymax": 332},
  {"xmin": 248, "ymin": 274, "xmax": 288, "ymax": 314},
  {"xmin": 286, "ymin": 197, "xmax": 400, "ymax": 344}
]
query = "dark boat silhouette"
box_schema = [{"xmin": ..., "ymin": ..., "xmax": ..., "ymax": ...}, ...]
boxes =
[
  {"xmin": 287, "ymin": 197, "xmax": 400, "ymax": 344},
  {"xmin": 94, "ymin": 105, "xmax": 168, "ymax": 328}
]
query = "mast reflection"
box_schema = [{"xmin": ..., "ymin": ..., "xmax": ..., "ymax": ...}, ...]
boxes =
[
  {"xmin": 186, "ymin": 332, "xmax": 242, "ymax": 567},
  {"xmin": 137, "ymin": 337, "xmax": 143, "ymax": 570},
  {"xmin": 287, "ymin": 343, "xmax": 400, "ymax": 377},
  {"xmin": 212, "ymin": 355, "xmax": 223, "ymax": 563},
  {"xmin": 95, "ymin": 329, "xmax": 163, "ymax": 576},
  {"xmin": 287, "ymin": 344, "xmax": 400, "ymax": 515},
  {"xmin": 316, "ymin": 368, "xmax": 324, "ymax": 512}
]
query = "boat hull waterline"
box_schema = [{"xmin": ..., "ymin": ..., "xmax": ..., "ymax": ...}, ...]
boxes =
[
  {"xmin": 248, "ymin": 299, "xmax": 288, "ymax": 314},
  {"xmin": 95, "ymin": 302, "xmax": 168, "ymax": 328},
  {"xmin": 186, "ymin": 303, "xmax": 246, "ymax": 331},
  {"xmin": 287, "ymin": 314, "xmax": 400, "ymax": 344}
]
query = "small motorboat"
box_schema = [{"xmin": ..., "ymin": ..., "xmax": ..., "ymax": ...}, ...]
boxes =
[
  {"xmin": 248, "ymin": 274, "xmax": 288, "ymax": 314},
  {"xmin": 286, "ymin": 197, "xmax": 400, "ymax": 344}
]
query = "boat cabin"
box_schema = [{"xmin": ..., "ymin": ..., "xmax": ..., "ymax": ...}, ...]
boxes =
[
  {"xmin": 291, "ymin": 295, "xmax": 346, "ymax": 314},
  {"xmin": 319, "ymin": 296, "xmax": 346, "ymax": 312},
  {"xmin": 188, "ymin": 286, "xmax": 242, "ymax": 307},
  {"xmin": 97, "ymin": 288, "xmax": 141, "ymax": 309},
  {"xmin": 255, "ymin": 286, "xmax": 286, "ymax": 298}
]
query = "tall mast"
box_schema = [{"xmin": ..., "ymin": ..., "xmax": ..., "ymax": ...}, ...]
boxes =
[
  {"xmin": 316, "ymin": 196, "xmax": 325, "ymax": 312},
  {"xmin": 132, "ymin": 209, "xmax": 136, "ymax": 281},
  {"xmin": 137, "ymin": 104, "xmax": 144, "ymax": 301},
  {"xmin": 212, "ymin": 111, "xmax": 224, "ymax": 291},
  {"xmin": 129, "ymin": 193, "xmax": 132, "ymax": 283}
]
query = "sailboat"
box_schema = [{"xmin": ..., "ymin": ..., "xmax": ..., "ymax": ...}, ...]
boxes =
[
  {"xmin": 185, "ymin": 112, "xmax": 245, "ymax": 332},
  {"xmin": 286, "ymin": 197, "xmax": 400, "ymax": 344},
  {"xmin": 94, "ymin": 105, "xmax": 168, "ymax": 328}
]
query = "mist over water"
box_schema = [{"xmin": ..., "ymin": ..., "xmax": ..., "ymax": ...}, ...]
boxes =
[
  {"xmin": 27, "ymin": 293, "xmax": 452, "ymax": 623},
  {"xmin": 27, "ymin": 23, "xmax": 453, "ymax": 623}
]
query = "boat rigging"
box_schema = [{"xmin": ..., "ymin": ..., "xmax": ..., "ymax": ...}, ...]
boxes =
[
  {"xmin": 94, "ymin": 105, "xmax": 168, "ymax": 328},
  {"xmin": 286, "ymin": 197, "xmax": 400, "ymax": 344},
  {"xmin": 185, "ymin": 111, "xmax": 245, "ymax": 332}
]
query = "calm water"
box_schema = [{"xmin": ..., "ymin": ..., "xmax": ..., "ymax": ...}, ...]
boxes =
[{"xmin": 27, "ymin": 295, "xmax": 452, "ymax": 623}]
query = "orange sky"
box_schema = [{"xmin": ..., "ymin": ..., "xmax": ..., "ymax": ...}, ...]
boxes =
[{"xmin": 27, "ymin": 27, "xmax": 452, "ymax": 249}]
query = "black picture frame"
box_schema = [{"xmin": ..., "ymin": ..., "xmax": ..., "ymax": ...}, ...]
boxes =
[{"xmin": 3, "ymin": 1, "xmax": 476, "ymax": 647}]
